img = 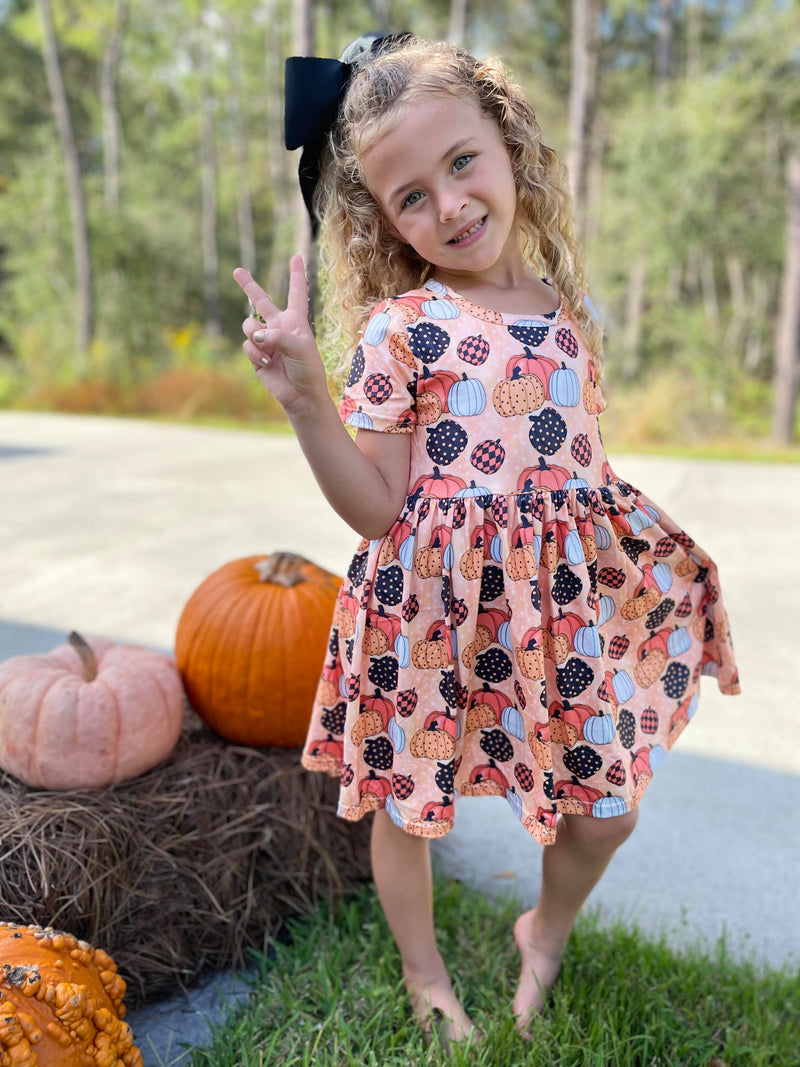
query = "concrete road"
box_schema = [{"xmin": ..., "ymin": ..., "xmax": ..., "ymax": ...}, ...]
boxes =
[{"xmin": 1, "ymin": 411, "xmax": 798, "ymax": 1062}]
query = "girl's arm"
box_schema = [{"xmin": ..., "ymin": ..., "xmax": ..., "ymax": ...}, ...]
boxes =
[{"xmin": 234, "ymin": 257, "xmax": 411, "ymax": 540}]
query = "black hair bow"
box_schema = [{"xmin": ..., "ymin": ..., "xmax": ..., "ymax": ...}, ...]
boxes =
[{"xmin": 284, "ymin": 32, "xmax": 412, "ymax": 236}]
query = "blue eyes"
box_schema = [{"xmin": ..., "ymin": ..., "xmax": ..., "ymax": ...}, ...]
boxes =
[{"xmin": 401, "ymin": 154, "xmax": 473, "ymax": 209}]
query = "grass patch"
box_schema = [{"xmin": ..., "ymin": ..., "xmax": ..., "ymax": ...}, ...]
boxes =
[{"xmin": 186, "ymin": 880, "xmax": 797, "ymax": 1067}]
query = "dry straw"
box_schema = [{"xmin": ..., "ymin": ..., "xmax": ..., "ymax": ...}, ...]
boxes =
[{"xmin": 0, "ymin": 710, "xmax": 371, "ymax": 1007}]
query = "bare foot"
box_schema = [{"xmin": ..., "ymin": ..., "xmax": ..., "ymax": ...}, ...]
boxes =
[
  {"xmin": 404, "ymin": 970, "xmax": 480, "ymax": 1051},
  {"xmin": 512, "ymin": 909, "xmax": 566, "ymax": 1038}
]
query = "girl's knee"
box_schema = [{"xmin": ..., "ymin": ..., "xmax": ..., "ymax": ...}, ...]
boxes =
[{"xmin": 562, "ymin": 805, "xmax": 639, "ymax": 852}]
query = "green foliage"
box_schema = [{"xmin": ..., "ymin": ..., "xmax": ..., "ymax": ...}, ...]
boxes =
[{"xmin": 0, "ymin": 0, "xmax": 797, "ymax": 442}]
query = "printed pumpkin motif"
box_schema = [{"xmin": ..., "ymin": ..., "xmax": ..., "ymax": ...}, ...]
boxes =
[{"xmin": 301, "ymin": 278, "xmax": 740, "ymax": 847}]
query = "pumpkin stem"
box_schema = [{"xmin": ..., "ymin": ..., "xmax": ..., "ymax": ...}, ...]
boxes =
[
  {"xmin": 254, "ymin": 552, "xmax": 307, "ymax": 587},
  {"xmin": 68, "ymin": 631, "xmax": 98, "ymax": 682}
]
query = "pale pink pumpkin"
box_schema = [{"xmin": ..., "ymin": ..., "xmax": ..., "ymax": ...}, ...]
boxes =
[{"xmin": 0, "ymin": 631, "xmax": 184, "ymax": 789}]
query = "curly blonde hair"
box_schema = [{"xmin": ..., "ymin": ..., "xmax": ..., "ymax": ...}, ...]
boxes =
[{"xmin": 316, "ymin": 37, "xmax": 603, "ymax": 382}]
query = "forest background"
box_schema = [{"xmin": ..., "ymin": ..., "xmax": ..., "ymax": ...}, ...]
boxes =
[{"xmin": 0, "ymin": 0, "xmax": 798, "ymax": 457}]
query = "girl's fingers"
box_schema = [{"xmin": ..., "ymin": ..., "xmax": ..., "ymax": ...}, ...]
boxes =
[
  {"xmin": 233, "ymin": 268, "xmax": 278, "ymax": 322},
  {"xmin": 285, "ymin": 253, "xmax": 309, "ymax": 316}
]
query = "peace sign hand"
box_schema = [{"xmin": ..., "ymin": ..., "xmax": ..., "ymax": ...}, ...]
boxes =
[{"xmin": 233, "ymin": 254, "xmax": 328, "ymax": 415}]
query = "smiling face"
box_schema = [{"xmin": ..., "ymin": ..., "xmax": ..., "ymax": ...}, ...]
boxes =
[{"xmin": 360, "ymin": 92, "xmax": 526, "ymax": 287}]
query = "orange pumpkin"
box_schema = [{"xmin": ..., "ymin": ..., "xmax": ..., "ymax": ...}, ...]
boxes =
[
  {"xmin": 0, "ymin": 632, "xmax": 183, "ymax": 790},
  {"xmin": 175, "ymin": 552, "xmax": 341, "ymax": 747},
  {"xmin": 0, "ymin": 923, "xmax": 142, "ymax": 1065}
]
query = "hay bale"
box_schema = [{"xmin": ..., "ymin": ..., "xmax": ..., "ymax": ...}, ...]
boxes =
[{"xmin": 0, "ymin": 710, "xmax": 371, "ymax": 1007}]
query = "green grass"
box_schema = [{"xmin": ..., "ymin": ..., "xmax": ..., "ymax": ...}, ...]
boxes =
[{"xmin": 186, "ymin": 880, "xmax": 798, "ymax": 1067}]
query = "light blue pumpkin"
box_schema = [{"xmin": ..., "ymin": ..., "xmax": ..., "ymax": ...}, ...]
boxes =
[
  {"xmin": 451, "ymin": 628, "xmax": 459, "ymax": 658},
  {"xmin": 533, "ymin": 534, "xmax": 542, "ymax": 565},
  {"xmin": 584, "ymin": 712, "xmax": 616, "ymax": 744},
  {"xmin": 574, "ymin": 622, "xmax": 602, "ymax": 658},
  {"xmin": 394, "ymin": 633, "xmax": 410, "ymax": 669},
  {"xmin": 363, "ymin": 310, "xmax": 391, "ymax": 345},
  {"xmin": 456, "ymin": 481, "xmax": 492, "ymax": 498},
  {"xmin": 338, "ymin": 673, "xmax": 349, "ymax": 700},
  {"xmin": 346, "ymin": 409, "xmax": 374, "ymax": 430},
  {"xmin": 642, "ymin": 504, "xmax": 660, "ymax": 522},
  {"xmin": 667, "ymin": 626, "xmax": 691, "ymax": 657},
  {"xmin": 398, "ymin": 534, "xmax": 415, "ymax": 571},
  {"xmin": 612, "ymin": 669, "xmax": 635, "ymax": 704},
  {"xmin": 550, "ymin": 362, "xmax": 580, "ymax": 407},
  {"xmin": 652, "ymin": 562, "xmax": 673, "ymax": 593},
  {"xmin": 491, "ymin": 534, "xmax": 504, "ymax": 563},
  {"xmin": 598, "ymin": 595, "xmax": 616, "ymax": 625},
  {"xmin": 565, "ymin": 528, "xmax": 585, "ymax": 565},
  {"xmin": 628, "ymin": 507, "xmax": 654, "ymax": 534},
  {"xmin": 385, "ymin": 793, "xmax": 404, "ymax": 828},
  {"xmin": 687, "ymin": 694, "xmax": 699, "ymax": 719},
  {"xmin": 387, "ymin": 715, "xmax": 406, "ymax": 753},
  {"xmin": 498, "ymin": 621, "xmax": 513, "ymax": 650},
  {"xmin": 448, "ymin": 375, "xmax": 486, "ymax": 416},
  {"xmin": 594, "ymin": 524, "xmax": 612, "ymax": 551},
  {"xmin": 443, "ymin": 543, "xmax": 455, "ymax": 570},
  {"xmin": 564, "ymin": 472, "xmax": 590, "ymax": 491},
  {"xmin": 506, "ymin": 786, "xmax": 523, "ymax": 820},
  {"xmin": 422, "ymin": 298, "xmax": 460, "ymax": 320},
  {"xmin": 501, "ymin": 704, "xmax": 525, "ymax": 741},
  {"xmin": 649, "ymin": 744, "xmax": 666, "ymax": 772},
  {"xmin": 424, "ymin": 278, "xmax": 447, "ymax": 296},
  {"xmin": 592, "ymin": 794, "xmax": 627, "ymax": 819}
]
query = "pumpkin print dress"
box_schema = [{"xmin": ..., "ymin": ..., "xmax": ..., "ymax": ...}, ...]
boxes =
[{"xmin": 301, "ymin": 278, "xmax": 740, "ymax": 845}]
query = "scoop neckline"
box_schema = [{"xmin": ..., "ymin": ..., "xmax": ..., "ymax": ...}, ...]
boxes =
[{"xmin": 425, "ymin": 278, "xmax": 563, "ymax": 324}]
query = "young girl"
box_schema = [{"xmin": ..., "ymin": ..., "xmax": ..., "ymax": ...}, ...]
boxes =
[{"xmin": 234, "ymin": 34, "xmax": 739, "ymax": 1046}]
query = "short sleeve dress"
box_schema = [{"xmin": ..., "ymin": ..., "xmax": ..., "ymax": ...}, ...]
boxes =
[{"xmin": 301, "ymin": 278, "xmax": 740, "ymax": 845}]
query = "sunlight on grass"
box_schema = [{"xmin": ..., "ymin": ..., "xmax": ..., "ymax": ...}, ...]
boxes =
[{"xmin": 187, "ymin": 880, "xmax": 798, "ymax": 1067}]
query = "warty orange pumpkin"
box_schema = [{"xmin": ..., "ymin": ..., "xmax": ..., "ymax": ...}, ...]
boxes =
[
  {"xmin": 0, "ymin": 923, "xmax": 142, "ymax": 1066},
  {"xmin": 0, "ymin": 633, "xmax": 184, "ymax": 790},
  {"xmin": 174, "ymin": 552, "xmax": 342, "ymax": 747}
]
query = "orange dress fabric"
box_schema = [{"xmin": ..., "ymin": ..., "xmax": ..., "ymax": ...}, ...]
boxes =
[{"xmin": 301, "ymin": 279, "xmax": 740, "ymax": 845}]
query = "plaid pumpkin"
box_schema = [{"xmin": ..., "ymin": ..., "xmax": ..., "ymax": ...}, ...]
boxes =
[
  {"xmin": 570, "ymin": 432, "xmax": 592, "ymax": 467},
  {"xmin": 641, "ymin": 707, "xmax": 659, "ymax": 734},
  {"xmin": 363, "ymin": 372, "xmax": 393, "ymax": 404},
  {"xmin": 654, "ymin": 535, "xmax": 677, "ymax": 557},
  {"xmin": 608, "ymin": 634, "xmax": 630, "ymax": 660},
  {"xmin": 490, "ymin": 496, "xmax": 508, "ymax": 527},
  {"xmin": 514, "ymin": 762, "xmax": 536, "ymax": 792},
  {"xmin": 606, "ymin": 759, "xmax": 626, "ymax": 786},
  {"xmin": 470, "ymin": 438, "xmax": 506, "ymax": 474},
  {"xmin": 456, "ymin": 334, "xmax": 490, "ymax": 365},
  {"xmin": 598, "ymin": 566, "xmax": 626, "ymax": 588},
  {"xmin": 392, "ymin": 772, "xmax": 415, "ymax": 799},
  {"xmin": 555, "ymin": 327, "xmax": 580, "ymax": 358}
]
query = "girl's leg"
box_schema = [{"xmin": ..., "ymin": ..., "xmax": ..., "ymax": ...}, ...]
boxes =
[
  {"xmin": 513, "ymin": 807, "xmax": 639, "ymax": 1034},
  {"xmin": 370, "ymin": 808, "xmax": 478, "ymax": 1043}
]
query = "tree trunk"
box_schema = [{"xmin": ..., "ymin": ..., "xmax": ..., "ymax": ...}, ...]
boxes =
[
  {"xmin": 100, "ymin": 0, "xmax": 127, "ymax": 210},
  {"xmin": 35, "ymin": 0, "xmax": 93, "ymax": 366},
  {"xmin": 227, "ymin": 51, "xmax": 257, "ymax": 277},
  {"xmin": 622, "ymin": 257, "xmax": 646, "ymax": 378},
  {"xmin": 567, "ymin": 0, "xmax": 600, "ymax": 242},
  {"xmin": 655, "ymin": 0, "xmax": 675, "ymax": 93},
  {"xmin": 371, "ymin": 0, "xmax": 391, "ymax": 32},
  {"xmin": 448, "ymin": 0, "xmax": 468, "ymax": 46},
  {"xmin": 772, "ymin": 143, "xmax": 800, "ymax": 443},
  {"xmin": 264, "ymin": 0, "xmax": 291, "ymax": 303},
  {"xmin": 292, "ymin": 0, "xmax": 318, "ymax": 326},
  {"xmin": 199, "ymin": 32, "xmax": 221, "ymax": 337},
  {"xmin": 685, "ymin": 0, "xmax": 702, "ymax": 79}
]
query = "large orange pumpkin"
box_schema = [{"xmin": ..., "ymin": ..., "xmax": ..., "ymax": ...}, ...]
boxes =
[
  {"xmin": 0, "ymin": 633, "xmax": 184, "ymax": 790},
  {"xmin": 175, "ymin": 552, "xmax": 342, "ymax": 747},
  {"xmin": 0, "ymin": 923, "xmax": 142, "ymax": 1065}
]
